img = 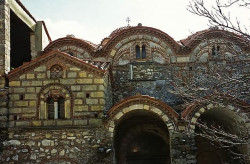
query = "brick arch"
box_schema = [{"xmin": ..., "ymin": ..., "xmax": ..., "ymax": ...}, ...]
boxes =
[
  {"xmin": 107, "ymin": 95, "xmax": 179, "ymax": 134},
  {"xmin": 183, "ymin": 102, "xmax": 248, "ymax": 131},
  {"xmin": 44, "ymin": 36, "xmax": 96, "ymax": 57},
  {"xmin": 102, "ymin": 26, "xmax": 181, "ymax": 59},
  {"xmin": 182, "ymin": 29, "xmax": 250, "ymax": 52},
  {"xmin": 37, "ymin": 83, "xmax": 74, "ymax": 119}
]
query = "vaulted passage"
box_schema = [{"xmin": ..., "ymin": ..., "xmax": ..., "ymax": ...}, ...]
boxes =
[
  {"xmin": 195, "ymin": 108, "xmax": 248, "ymax": 164},
  {"xmin": 114, "ymin": 110, "xmax": 171, "ymax": 164}
]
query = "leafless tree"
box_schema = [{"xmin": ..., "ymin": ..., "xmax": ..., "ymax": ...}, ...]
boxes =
[{"xmin": 188, "ymin": 0, "xmax": 250, "ymax": 40}]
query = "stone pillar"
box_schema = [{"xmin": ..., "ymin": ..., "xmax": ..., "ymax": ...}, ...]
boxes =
[
  {"xmin": 171, "ymin": 132, "xmax": 197, "ymax": 164},
  {"xmin": 54, "ymin": 101, "xmax": 58, "ymax": 119},
  {"xmin": 30, "ymin": 32, "xmax": 36, "ymax": 59},
  {"xmin": 0, "ymin": 0, "xmax": 10, "ymax": 129},
  {"xmin": 0, "ymin": 0, "xmax": 10, "ymax": 74}
]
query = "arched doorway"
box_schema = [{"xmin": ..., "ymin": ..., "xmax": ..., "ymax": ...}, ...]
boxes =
[
  {"xmin": 114, "ymin": 110, "xmax": 171, "ymax": 164},
  {"xmin": 194, "ymin": 107, "xmax": 248, "ymax": 164}
]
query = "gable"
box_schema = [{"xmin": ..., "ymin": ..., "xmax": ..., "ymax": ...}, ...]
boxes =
[{"xmin": 8, "ymin": 50, "xmax": 109, "ymax": 80}]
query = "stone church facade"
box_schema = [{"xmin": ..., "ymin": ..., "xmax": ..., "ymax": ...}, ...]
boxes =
[{"xmin": 0, "ymin": 1, "xmax": 249, "ymax": 164}]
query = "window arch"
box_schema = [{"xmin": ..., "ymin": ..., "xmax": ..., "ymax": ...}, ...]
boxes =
[
  {"xmin": 46, "ymin": 95, "xmax": 65, "ymax": 120},
  {"xmin": 38, "ymin": 83, "xmax": 73, "ymax": 120},
  {"xmin": 136, "ymin": 45, "xmax": 140, "ymax": 59},
  {"xmin": 135, "ymin": 44, "xmax": 147, "ymax": 59}
]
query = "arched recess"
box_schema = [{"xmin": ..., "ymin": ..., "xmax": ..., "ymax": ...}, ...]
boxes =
[
  {"xmin": 188, "ymin": 103, "xmax": 248, "ymax": 164},
  {"xmin": 103, "ymin": 26, "xmax": 180, "ymax": 62},
  {"xmin": 107, "ymin": 95, "xmax": 179, "ymax": 164},
  {"xmin": 37, "ymin": 83, "xmax": 73, "ymax": 119},
  {"xmin": 43, "ymin": 36, "xmax": 96, "ymax": 60}
]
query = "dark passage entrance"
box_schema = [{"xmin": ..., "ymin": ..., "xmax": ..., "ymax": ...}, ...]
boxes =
[{"xmin": 114, "ymin": 110, "xmax": 170, "ymax": 164}]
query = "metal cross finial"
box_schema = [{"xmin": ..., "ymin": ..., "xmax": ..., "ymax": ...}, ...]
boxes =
[{"xmin": 126, "ymin": 17, "xmax": 131, "ymax": 26}]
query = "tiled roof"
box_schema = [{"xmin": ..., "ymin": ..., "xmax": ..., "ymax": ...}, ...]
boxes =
[
  {"xmin": 83, "ymin": 60, "xmax": 110, "ymax": 71},
  {"xmin": 109, "ymin": 26, "xmax": 133, "ymax": 38}
]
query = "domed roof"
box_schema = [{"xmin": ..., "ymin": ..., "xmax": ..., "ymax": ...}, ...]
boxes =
[{"xmin": 109, "ymin": 26, "xmax": 133, "ymax": 38}]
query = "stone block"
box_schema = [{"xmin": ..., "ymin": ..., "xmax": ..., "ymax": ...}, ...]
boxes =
[
  {"xmin": 94, "ymin": 78, "xmax": 104, "ymax": 84},
  {"xmin": 41, "ymin": 139, "xmax": 52, "ymax": 146},
  {"xmin": 82, "ymin": 85, "xmax": 97, "ymax": 91},
  {"xmin": 32, "ymin": 121, "xmax": 42, "ymax": 126},
  {"xmin": 79, "ymin": 71, "xmax": 87, "ymax": 77},
  {"xmin": 74, "ymin": 105, "xmax": 88, "ymax": 112},
  {"xmin": 115, "ymin": 112, "xmax": 123, "ymax": 120},
  {"xmin": 90, "ymin": 105, "xmax": 103, "ymax": 111},
  {"xmin": 86, "ymin": 99, "xmax": 98, "ymax": 105},
  {"xmin": 20, "ymin": 75, "xmax": 25, "ymax": 79},
  {"xmin": 150, "ymin": 107, "xmax": 163, "ymax": 116},
  {"xmin": 68, "ymin": 72, "xmax": 77, "ymax": 78},
  {"xmin": 14, "ymin": 88, "xmax": 25, "ymax": 92},
  {"xmin": 31, "ymin": 81, "xmax": 42, "ymax": 86},
  {"xmin": 14, "ymin": 101, "xmax": 28, "ymax": 107},
  {"xmin": 98, "ymin": 85, "xmax": 105, "ymax": 91},
  {"xmin": 70, "ymin": 67, "xmax": 81, "ymax": 71},
  {"xmin": 16, "ymin": 121, "xmax": 30, "ymax": 127},
  {"xmin": 60, "ymin": 79, "xmax": 75, "ymax": 84},
  {"xmin": 74, "ymin": 119, "xmax": 87, "ymax": 126},
  {"xmin": 71, "ymin": 85, "xmax": 81, "ymax": 91},
  {"xmin": 99, "ymin": 99, "xmax": 105, "ymax": 105},
  {"xmin": 22, "ymin": 108, "xmax": 34, "ymax": 113},
  {"xmin": 89, "ymin": 118, "xmax": 102, "ymax": 125},
  {"xmin": 43, "ymin": 120, "xmax": 56, "ymax": 126},
  {"xmin": 57, "ymin": 120, "xmax": 73, "ymax": 126},
  {"xmin": 177, "ymin": 57, "xmax": 190, "ymax": 63},
  {"xmin": 25, "ymin": 94, "xmax": 37, "ymax": 99},
  {"xmin": 74, "ymin": 99, "xmax": 83, "ymax": 104},
  {"xmin": 10, "ymin": 94, "xmax": 19, "ymax": 100},
  {"xmin": 129, "ymin": 104, "xmax": 143, "ymax": 110},
  {"xmin": 27, "ymin": 74, "xmax": 35, "ymax": 79},
  {"xmin": 143, "ymin": 105, "xmax": 150, "ymax": 110},
  {"xmin": 29, "ymin": 101, "xmax": 36, "ymax": 106},
  {"xmin": 77, "ymin": 79, "xmax": 92, "ymax": 84},
  {"xmin": 9, "ymin": 108, "xmax": 22, "ymax": 113},
  {"xmin": 22, "ymin": 81, "xmax": 30, "ymax": 86},
  {"xmin": 26, "ymin": 87, "xmax": 35, "ymax": 92},
  {"xmin": 37, "ymin": 73, "xmax": 45, "ymax": 79},
  {"xmin": 91, "ymin": 92, "xmax": 104, "ymax": 98},
  {"xmin": 9, "ymin": 81, "xmax": 20, "ymax": 86},
  {"xmin": 76, "ymin": 92, "xmax": 85, "ymax": 98}
]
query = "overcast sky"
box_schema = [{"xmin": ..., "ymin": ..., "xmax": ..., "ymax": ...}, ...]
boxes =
[{"xmin": 21, "ymin": 0, "xmax": 248, "ymax": 44}]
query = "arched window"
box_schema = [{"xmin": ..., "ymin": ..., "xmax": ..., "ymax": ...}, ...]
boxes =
[
  {"xmin": 212, "ymin": 45, "xmax": 216, "ymax": 56},
  {"xmin": 47, "ymin": 96, "xmax": 65, "ymax": 119},
  {"xmin": 47, "ymin": 97, "xmax": 55, "ymax": 119},
  {"xmin": 142, "ymin": 45, "xmax": 146, "ymax": 58},
  {"xmin": 136, "ymin": 45, "xmax": 140, "ymax": 59},
  {"xmin": 135, "ymin": 45, "xmax": 147, "ymax": 59},
  {"xmin": 50, "ymin": 65, "xmax": 63, "ymax": 79},
  {"xmin": 58, "ymin": 97, "xmax": 65, "ymax": 119}
]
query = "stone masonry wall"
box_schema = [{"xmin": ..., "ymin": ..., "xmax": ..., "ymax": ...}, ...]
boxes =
[
  {"xmin": 0, "ymin": 127, "xmax": 113, "ymax": 164},
  {"xmin": 8, "ymin": 61, "xmax": 107, "ymax": 127}
]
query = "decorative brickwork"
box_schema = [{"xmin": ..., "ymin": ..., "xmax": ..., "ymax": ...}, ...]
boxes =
[{"xmin": 0, "ymin": 2, "xmax": 249, "ymax": 163}]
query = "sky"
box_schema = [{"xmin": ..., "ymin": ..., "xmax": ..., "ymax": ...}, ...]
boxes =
[{"xmin": 20, "ymin": 0, "xmax": 248, "ymax": 44}]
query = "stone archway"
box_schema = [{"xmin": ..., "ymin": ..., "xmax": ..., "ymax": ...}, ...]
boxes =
[
  {"xmin": 190, "ymin": 105, "xmax": 248, "ymax": 164},
  {"xmin": 114, "ymin": 110, "xmax": 171, "ymax": 164},
  {"xmin": 107, "ymin": 95, "xmax": 179, "ymax": 164}
]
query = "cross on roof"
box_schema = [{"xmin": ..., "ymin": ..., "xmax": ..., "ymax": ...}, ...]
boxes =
[{"xmin": 126, "ymin": 17, "xmax": 131, "ymax": 26}]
